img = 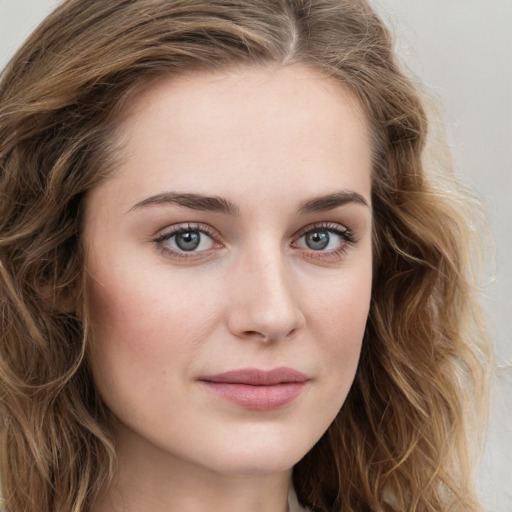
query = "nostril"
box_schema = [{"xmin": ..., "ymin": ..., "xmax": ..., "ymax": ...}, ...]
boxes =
[
  {"xmin": 244, "ymin": 330, "xmax": 267, "ymax": 339},
  {"xmin": 242, "ymin": 330, "xmax": 272, "ymax": 343},
  {"xmin": 242, "ymin": 328, "xmax": 297, "ymax": 341}
]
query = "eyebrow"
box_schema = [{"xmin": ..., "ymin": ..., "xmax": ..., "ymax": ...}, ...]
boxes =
[
  {"xmin": 129, "ymin": 189, "xmax": 369, "ymax": 215},
  {"xmin": 297, "ymin": 190, "xmax": 369, "ymax": 214},
  {"xmin": 129, "ymin": 192, "xmax": 240, "ymax": 216}
]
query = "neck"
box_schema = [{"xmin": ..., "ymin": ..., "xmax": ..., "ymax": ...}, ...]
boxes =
[{"xmin": 92, "ymin": 425, "xmax": 293, "ymax": 512}]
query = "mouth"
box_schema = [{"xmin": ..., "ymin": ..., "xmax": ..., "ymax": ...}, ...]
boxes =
[{"xmin": 198, "ymin": 367, "xmax": 309, "ymax": 410}]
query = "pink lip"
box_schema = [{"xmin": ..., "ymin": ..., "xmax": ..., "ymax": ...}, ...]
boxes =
[{"xmin": 199, "ymin": 367, "xmax": 309, "ymax": 410}]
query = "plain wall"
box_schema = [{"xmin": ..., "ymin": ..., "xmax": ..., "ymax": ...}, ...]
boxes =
[
  {"xmin": 1, "ymin": 0, "xmax": 511, "ymax": 510},
  {"xmin": 374, "ymin": 2, "xmax": 512, "ymax": 510}
]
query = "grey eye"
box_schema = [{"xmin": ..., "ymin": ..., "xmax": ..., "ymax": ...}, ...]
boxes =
[
  {"xmin": 304, "ymin": 230, "xmax": 330, "ymax": 250},
  {"xmin": 295, "ymin": 226, "xmax": 350, "ymax": 253},
  {"xmin": 155, "ymin": 226, "xmax": 217, "ymax": 256},
  {"xmin": 175, "ymin": 231, "xmax": 202, "ymax": 251}
]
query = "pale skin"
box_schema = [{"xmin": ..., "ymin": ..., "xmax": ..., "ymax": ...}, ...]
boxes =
[{"xmin": 84, "ymin": 65, "xmax": 373, "ymax": 512}]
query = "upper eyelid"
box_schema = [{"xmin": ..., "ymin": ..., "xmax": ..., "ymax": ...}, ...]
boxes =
[
  {"xmin": 153, "ymin": 222, "xmax": 218, "ymax": 240},
  {"xmin": 154, "ymin": 221, "xmax": 350, "ymax": 240},
  {"xmin": 291, "ymin": 221, "xmax": 350, "ymax": 240}
]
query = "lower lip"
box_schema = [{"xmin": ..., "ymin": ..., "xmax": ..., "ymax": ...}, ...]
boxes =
[{"xmin": 200, "ymin": 381, "xmax": 306, "ymax": 410}]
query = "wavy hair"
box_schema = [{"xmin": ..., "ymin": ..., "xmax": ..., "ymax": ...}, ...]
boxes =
[{"xmin": 0, "ymin": 1, "xmax": 490, "ymax": 511}]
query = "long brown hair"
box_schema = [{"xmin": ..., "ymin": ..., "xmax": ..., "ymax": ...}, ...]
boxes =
[{"xmin": 0, "ymin": 1, "xmax": 490, "ymax": 511}]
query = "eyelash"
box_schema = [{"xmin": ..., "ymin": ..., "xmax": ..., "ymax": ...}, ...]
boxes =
[
  {"xmin": 153, "ymin": 223, "xmax": 219, "ymax": 259},
  {"xmin": 292, "ymin": 222, "xmax": 356, "ymax": 261},
  {"xmin": 153, "ymin": 222, "xmax": 356, "ymax": 261}
]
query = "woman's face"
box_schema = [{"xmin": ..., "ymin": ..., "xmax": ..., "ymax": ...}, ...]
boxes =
[{"xmin": 84, "ymin": 65, "xmax": 373, "ymax": 476}]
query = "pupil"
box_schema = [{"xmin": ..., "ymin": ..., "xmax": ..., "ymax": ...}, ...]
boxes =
[
  {"xmin": 306, "ymin": 230, "xmax": 329, "ymax": 250},
  {"xmin": 176, "ymin": 231, "xmax": 200, "ymax": 251}
]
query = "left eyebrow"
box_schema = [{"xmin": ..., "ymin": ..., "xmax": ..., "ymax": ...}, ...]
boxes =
[{"xmin": 298, "ymin": 190, "xmax": 370, "ymax": 214}]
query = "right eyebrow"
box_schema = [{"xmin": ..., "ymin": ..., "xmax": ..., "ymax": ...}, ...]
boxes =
[{"xmin": 128, "ymin": 192, "xmax": 241, "ymax": 216}]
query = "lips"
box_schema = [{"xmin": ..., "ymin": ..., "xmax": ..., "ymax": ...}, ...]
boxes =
[{"xmin": 198, "ymin": 367, "xmax": 309, "ymax": 410}]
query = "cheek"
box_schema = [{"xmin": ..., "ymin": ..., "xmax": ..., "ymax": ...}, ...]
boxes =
[
  {"xmin": 88, "ymin": 260, "xmax": 214, "ymax": 343},
  {"xmin": 85, "ymin": 259, "xmax": 225, "ymax": 396},
  {"xmin": 305, "ymin": 263, "xmax": 372, "ymax": 388},
  {"xmin": 85, "ymin": 265, "xmax": 218, "ymax": 429},
  {"xmin": 309, "ymin": 263, "xmax": 371, "ymax": 343},
  {"xmin": 85, "ymin": 266, "xmax": 167, "ymax": 375}
]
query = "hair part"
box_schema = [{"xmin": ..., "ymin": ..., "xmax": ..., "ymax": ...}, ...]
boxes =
[{"xmin": 0, "ymin": 1, "xmax": 490, "ymax": 511}]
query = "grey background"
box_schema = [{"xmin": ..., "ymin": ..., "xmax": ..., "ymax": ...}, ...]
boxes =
[{"xmin": 1, "ymin": 0, "xmax": 511, "ymax": 510}]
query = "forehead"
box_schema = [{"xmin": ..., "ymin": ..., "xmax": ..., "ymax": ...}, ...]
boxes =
[
  {"xmin": 93, "ymin": 65, "xmax": 371, "ymax": 211},
  {"xmin": 122, "ymin": 64, "xmax": 367, "ymax": 123}
]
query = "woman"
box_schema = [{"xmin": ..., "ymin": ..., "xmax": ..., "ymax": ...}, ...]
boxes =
[{"xmin": 0, "ymin": 1, "xmax": 490, "ymax": 511}]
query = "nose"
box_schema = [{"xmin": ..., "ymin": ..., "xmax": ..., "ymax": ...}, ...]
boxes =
[{"xmin": 226, "ymin": 248, "xmax": 306, "ymax": 343}]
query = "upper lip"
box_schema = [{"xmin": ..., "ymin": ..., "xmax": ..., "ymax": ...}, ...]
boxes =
[{"xmin": 199, "ymin": 367, "xmax": 309, "ymax": 385}]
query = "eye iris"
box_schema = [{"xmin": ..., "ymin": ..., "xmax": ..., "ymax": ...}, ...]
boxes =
[
  {"xmin": 175, "ymin": 231, "xmax": 201, "ymax": 251},
  {"xmin": 306, "ymin": 230, "xmax": 330, "ymax": 250}
]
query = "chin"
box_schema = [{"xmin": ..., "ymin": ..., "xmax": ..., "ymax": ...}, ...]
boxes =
[
  {"xmin": 195, "ymin": 427, "xmax": 321, "ymax": 477},
  {"xmin": 205, "ymin": 454, "xmax": 298, "ymax": 477}
]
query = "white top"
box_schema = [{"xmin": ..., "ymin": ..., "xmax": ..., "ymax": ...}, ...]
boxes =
[{"xmin": 288, "ymin": 487, "xmax": 309, "ymax": 512}]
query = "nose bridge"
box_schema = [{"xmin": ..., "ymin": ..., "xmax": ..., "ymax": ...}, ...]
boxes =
[{"xmin": 227, "ymin": 239, "xmax": 304, "ymax": 341}]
